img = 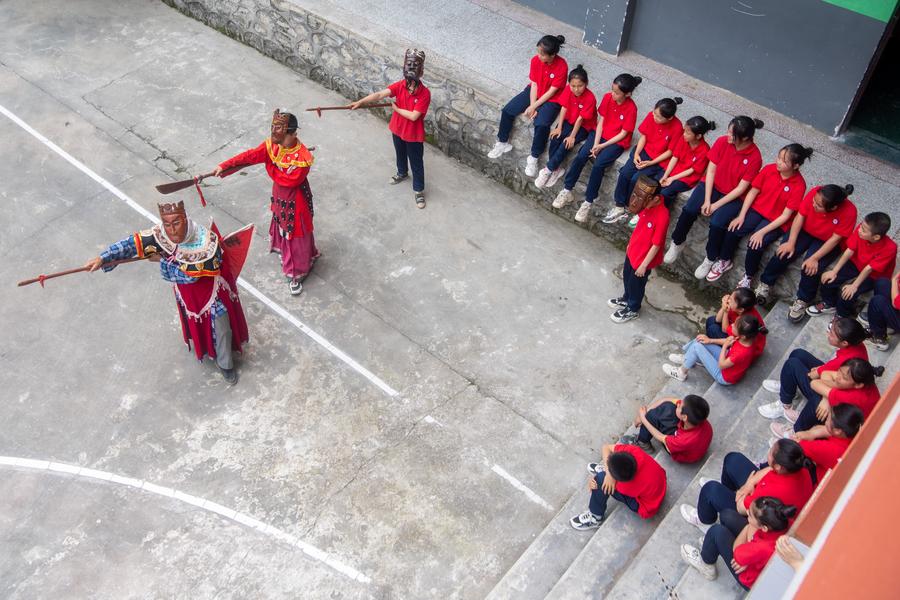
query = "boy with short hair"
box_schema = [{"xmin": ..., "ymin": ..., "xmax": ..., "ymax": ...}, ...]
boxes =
[
  {"xmin": 570, "ymin": 443, "xmax": 667, "ymax": 530},
  {"xmin": 810, "ymin": 212, "xmax": 896, "ymax": 318},
  {"xmin": 632, "ymin": 394, "xmax": 713, "ymax": 463}
]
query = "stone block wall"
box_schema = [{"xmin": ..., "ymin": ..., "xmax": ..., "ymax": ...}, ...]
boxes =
[{"xmin": 162, "ymin": 0, "xmax": 803, "ymax": 302}]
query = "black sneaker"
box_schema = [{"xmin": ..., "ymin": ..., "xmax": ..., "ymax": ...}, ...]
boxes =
[
  {"xmin": 415, "ymin": 191, "xmax": 426, "ymax": 209},
  {"xmin": 858, "ymin": 311, "xmax": 869, "ymax": 326},
  {"xmin": 610, "ymin": 308, "xmax": 639, "ymax": 323},
  {"xmin": 586, "ymin": 462, "xmax": 605, "ymax": 474},
  {"xmin": 618, "ymin": 433, "xmax": 638, "ymax": 445},
  {"xmin": 289, "ymin": 279, "xmax": 303, "ymax": 295},
  {"xmin": 219, "ymin": 367, "xmax": 238, "ymax": 385},
  {"xmin": 570, "ymin": 511, "xmax": 603, "ymax": 531},
  {"xmin": 390, "ymin": 173, "xmax": 409, "ymax": 185},
  {"xmin": 607, "ymin": 296, "xmax": 627, "ymax": 308}
]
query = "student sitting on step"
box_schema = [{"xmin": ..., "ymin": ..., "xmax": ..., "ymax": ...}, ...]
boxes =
[
  {"xmin": 569, "ymin": 443, "xmax": 667, "ymax": 530},
  {"xmin": 705, "ymin": 143, "xmax": 813, "ymax": 285},
  {"xmin": 487, "ymin": 34, "xmax": 567, "ymax": 176},
  {"xmin": 706, "ymin": 287, "xmax": 764, "ymax": 341},
  {"xmin": 758, "ymin": 317, "xmax": 869, "ymax": 422},
  {"xmin": 771, "ymin": 358, "xmax": 884, "ymax": 438},
  {"xmin": 663, "ymin": 116, "xmax": 764, "ymax": 271},
  {"xmin": 680, "ymin": 439, "xmax": 815, "ymax": 534},
  {"xmin": 788, "ymin": 403, "xmax": 865, "ymax": 483},
  {"xmin": 663, "ymin": 314, "xmax": 767, "ymax": 385},
  {"xmin": 681, "ymin": 496, "xmax": 796, "ymax": 590},
  {"xmin": 864, "ymin": 266, "xmax": 900, "ymax": 351},
  {"xmin": 809, "ymin": 212, "xmax": 896, "ymax": 319},
  {"xmin": 630, "ymin": 394, "xmax": 713, "ymax": 463}
]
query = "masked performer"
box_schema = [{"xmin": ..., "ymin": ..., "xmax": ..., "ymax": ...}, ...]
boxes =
[
  {"xmin": 84, "ymin": 201, "xmax": 249, "ymax": 384},
  {"xmin": 350, "ymin": 49, "xmax": 431, "ymax": 209},
  {"xmin": 216, "ymin": 110, "xmax": 316, "ymax": 296}
]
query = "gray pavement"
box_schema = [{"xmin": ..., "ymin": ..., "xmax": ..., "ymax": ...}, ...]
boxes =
[{"xmin": 0, "ymin": 1, "xmax": 703, "ymax": 598}]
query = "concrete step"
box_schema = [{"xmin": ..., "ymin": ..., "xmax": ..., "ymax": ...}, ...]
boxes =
[{"xmin": 604, "ymin": 312, "xmax": 830, "ymax": 600}]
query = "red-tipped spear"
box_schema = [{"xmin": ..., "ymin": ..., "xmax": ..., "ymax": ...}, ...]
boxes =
[
  {"xmin": 305, "ymin": 102, "xmax": 393, "ymax": 117},
  {"xmin": 17, "ymin": 257, "xmax": 148, "ymax": 288}
]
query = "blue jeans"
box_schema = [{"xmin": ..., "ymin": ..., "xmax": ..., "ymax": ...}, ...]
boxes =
[
  {"xmin": 697, "ymin": 452, "xmax": 758, "ymax": 523},
  {"xmin": 623, "ymin": 258, "xmax": 650, "ymax": 312},
  {"xmin": 613, "ymin": 149, "xmax": 665, "ymax": 207},
  {"xmin": 819, "ymin": 262, "xmax": 879, "ymax": 318},
  {"xmin": 704, "ymin": 200, "xmax": 744, "ymax": 260},
  {"xmin": 579, "ymin": 139, "xmax": 626, "ymax": 201},
  {"xmin": 760, "ymin": 230, "xmax": 841, "ymax": 302},
  {"xmin": 497, "ymin": 87, "xmax": 561, "ymax": 157},
  {"xmin": 547, "ymin": 121, "xmax": 590, "ymax": 171},
  {"xmin": 683, "ymin": 338, "xmax": 730, "ymax": 386},
  {"xmin": 392, "ymin": 134, "xmax": 425, "ymax": 192},
  {"xmin": 868, "ymin": 278, "xmax": 900, "ymax": 337},
  {"xmin": 588, "ymin": 471, "xmax": 640, "ymax": 518},
  {"xmin": 670, "ymin": 183, "xmax": 726, "ymax": 246},
  {"xmin": 701, "ymin": 519, "xmax": 752, "ymax": 591},
  {"xmin": 660, "ymin": 180, "xmax": 691, "ymax": 209}
]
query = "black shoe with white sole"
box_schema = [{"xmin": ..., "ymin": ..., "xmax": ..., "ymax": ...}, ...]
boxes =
[{"xmin": 607, "ymin": 296, "xmax": 627, "ymax": 308}]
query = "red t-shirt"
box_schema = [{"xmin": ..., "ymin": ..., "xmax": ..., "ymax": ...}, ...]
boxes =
[
  {"xmin": 552, "ymin": 86, "xmax": 598, "ymax": 130},
  {"xmin": 668, "ymin": 136, "xmax": 710, "ymax": 188},
  {"xmin": 528, "ymin": 54, "xmax": 568, "ymax": 100},
  {"xmin": 598, "ymin": 93, "xmax": 638, "ymax": 148},
  {"xmin": 894, "ymin": 273, "xmax": 900, "ymax": 310},
  {"xmin": 828, "ymin": 384, "xmax": 881, "ymax": 417},
  {"xmin": 665, "ymin": 402, "xmax": 713, "ymax": 463},
  {"xmin": 749, "ymin": 164, "xmax": 806, "ymax": 226},
  {"xmin": 388, "ymin": 80, "xmax": 431, "ymax": 143},
  {"xmin": 627, "ymin": 203, "xmax": 670, "ymax": 270},
  {"xmin": 799, "ymin": 436, "xmax": 852, "ymax": 483},
  {"xmin": 798, "ymin": 187, "xmax": 857, "ymax": 242},
  {"xmin": 744, "ymin": 469, "xmax": 814, "ymax": 514},
  {"xmin": 725, "ymin": 306, "xmax": 767, "ymax": 355},
  {"xmin": 613, "ymin": 444, "xmax": 667, "ymax": 519},
  {"xmin": 707, "ymin": 136, "xmax": 763, "ymax": 195},
  {"xmin": 733, "ymin": 528, "xmax": 781, "ymax": 588},
  {"xmin": 721, "ymin": 339, "xmax": 758, "ymax": 384},
  {"xmin": 637, "ymin": 112, "xmax": 682, "ymax": 160},
  {"xmin": 816, "ymin": 344, "xmax": 868, "ymax": 375},
  {"xmin": 845, "ymin": 225, "xmax": 897, "ymax": 279}
]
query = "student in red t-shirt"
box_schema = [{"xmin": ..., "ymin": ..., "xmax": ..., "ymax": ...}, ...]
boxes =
[
  {"xmin": 866, "ymin": 267, "xmax": 900, "ymax": 351},
  {"xmin": 773, "ymin": 358, "xmax": 885, "ymax": 437},
  {"xmin": 570, "ymin": 443, "xmax": 667, "ymax": 530},
  {"xmin": 654, "ymin": 116, "xmax": 716, "ymax": 210},
  {"xmin": 350, "ymin": 49, "xmax": 432, "ymax": 208},
  {"xmin": 631, "ymin": 394, "xmax": 713, "ymax": 463},
  {"xmin": 608, "ymin": 183, "xmax": 669, "ymax": 323},
  {"xmin": 552, "ymin": 73, "xmax": 642, "ymax": 223},
  {"xmin": 602, "ymin": 97, "xmax": 684, "ymax": 225},
  {"xmin": 705, "ymin": 143, "xmax": 813, "ymax": 285},
  {"xmin": 664, "ymin": 116, "xmax": 764, "ymax": 272},
  {"xmin": 704, "ymin": 288, "xmax": 764, "ymax": 341},
  {"xmin": 681, "ymin": 496, "xmax": 796, "ymax": 590},
  {"xmin": 534, "ymin": 65, "xmax": 596, "ymax": 189},
  {"xmin": 664, "ymin": 314, "xmax": 767, "ymax": 385},
  {"xmin": 812, "ymin": 212, "xmax": 896, "ymax": 319},
  {"xmin": 487, "ymin": 35, "xmax": 567, "ymax": 178},
  {"xmin": 791, "ymin": 403, "xmax": 864, "ymax": 483},
  {"xmin": 681, "ymin": 438, "xmax": 815, "ymax": 533},
  {"xmin": 759, "ymin": 317, "xmax": 869, "ymax": 423},
  {"xmin": 755, "ymin": 184, "xmax": 857, "ymax": 318}
]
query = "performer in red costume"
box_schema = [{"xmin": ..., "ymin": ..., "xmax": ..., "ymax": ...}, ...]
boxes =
[
  {"xmin": 216, "ymin": 110, "xmax": 317, "ymax": 295},
  {"xmin": 84, "ymin": 201, "xmax": 250, "ymax": 384}
]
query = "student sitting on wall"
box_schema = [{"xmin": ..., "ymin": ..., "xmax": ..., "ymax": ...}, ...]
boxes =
[
  {"xmin": 569, "ymin": 443, "xmax": 667, "ymax": 530},
  {"xmin": 681, "ymin": 496, "xmax": 796, "ymax": 591},
  {"xmin": 663, "ymin": 314, "xmax": 767, "ymax": 385},
  {"xmin": 863, "ymin": 265, "xmax": 900, "ymax": 351},
  {"xmin": 628, "ymin": 394, "xmax": 713, "ymax": 462},
  {"xmin": 786, "ymin": 403, "xmax": 865, "ymax": 483}
]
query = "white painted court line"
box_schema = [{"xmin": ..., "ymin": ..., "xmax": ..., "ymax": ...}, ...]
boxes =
[
  {"xmin": 0, "ymin": 456, "xmax": 371, "ymax": 584},
  {"xmin": 0, "ymin": 103, "xmax": 398, "ymax": 398},
  {"xmin": 490, "ymin": 464, "xmax": 554, "ymax": 512}
]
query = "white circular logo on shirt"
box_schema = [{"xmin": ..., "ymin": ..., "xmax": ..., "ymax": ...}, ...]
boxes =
[
  {"xmin": 692, "ymin": 157, "xmax": 697, "ymax": 162},
  {"xmin": 413, "ymin": 99, "xmax": 418, "ymax": 103},
  {"xmin": 620, "ymin": 114, "xmax": 624, "ymax": 120},
  {"xmin": 647, "ymin": 222, "xmax": 653, "ymax": 228},
  {"xmin": 784, "ymin": 186, "xmax": 790, "ymax": 192},
  {"xmin": 665, "ymin": 135, "xmax": 670, "ymax": 141},
  {"xmin": 550, "ymin": 73, "xmax": 555, "ymax": 78},
  {"xmin": 743, "ymin": 158, "xmax": 749, "ymax": 165},
  {"xmin": 833, "ymin": 218, "xmax": 839, "ymax": 225},
  {"xmin": 578, "ymin": 104, "xmax": 583, "ymax": 108}
]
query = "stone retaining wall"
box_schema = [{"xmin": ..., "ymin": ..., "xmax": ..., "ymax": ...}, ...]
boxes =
[{"xmin": 162, "ymin": 0, "xmax": 803, "ymax": 301}]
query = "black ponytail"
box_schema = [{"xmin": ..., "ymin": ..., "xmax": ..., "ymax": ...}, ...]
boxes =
[
  {"xmin": 655, "ymin": 96, "xmax": 683, "ymax": 119},
  {"xmin": 736, "ymin": 313, "xmax": 767, "ymax": 338},
  {"xmin": 613, "ymin": 73, "xmax": 642, "ymax": 94},
  {"xmin": 782, "ymin": 143, "xmax": 814, "ymax": 167},
  {"xmin": 686, "ymin": 116, "xmax": 716, "ymax": 136},
  {"xmin": 842, "ymin": 358, "xmax": 884, "ymax": 386},
  {"xmin": 832, "ymin": 317, "xmax": 869, "ymax": 346},
  {"xmin": 730, "ymin": 115, "xmax": 763, "ymax": 141},
  {"xmin": 537, "ymin": 34, "xmax": 565, "ymax": 56},
  {"xmin": 568, "ymin": 64, "xmax": 588, "ymax": 85},
  {"xmin": 818, "ymin": 184, "xmax": 853, "ymax": 211},
  {"xmin": 773, "ymin": 439, "xmax": 817, "ymax": 485},
  {"xmin": 752, "ymin": 496, "xmax": 797, "ymax": 532}
]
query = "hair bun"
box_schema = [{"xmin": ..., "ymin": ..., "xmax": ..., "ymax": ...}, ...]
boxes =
[
  {"xmin": 753, "ymin": 118, "xmax": 765, "ymax": 129},
  {"xmin": 844, "ymin": 184, "xmax": 855, "ymax": 195},
  {"xmin": 708, "ymin": 120, "xmax": 717, "ymax": 131},
  {"xmin": 576, "ymin": 63, "xmax": 583, "ymax": 69},
  {"xmin": 556, "ymin": 34, "xmax": 566, "ymax": 44},
  {"xmin": 674, "ymin": 97, "xmax": 683, "ymax": 105},
  {"xmin": 634, "ymin": 76, "xmax": 643, "ymax": 85},
  {"xmin": 874, "ymin": 365, "xmax": 886, "ymax": 377},
  {"xmin": 782, "ymin": 505, "xmax": 798, "ymax": 519},
  {"xmin": 803, "ymin": 146, "xmax": 814, "ymax": 159}
]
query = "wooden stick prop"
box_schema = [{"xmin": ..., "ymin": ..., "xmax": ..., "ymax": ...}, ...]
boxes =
[
  {"xmin": 155, "ymin": 164, "xmax": 249, "ymax": 206},
  {"xmin": 18, "ymin": 257, "xmax": 148, "ymax": 288},
  {"xmin": 305, "ymin": 103, "xmax": 393, "ymax": 118}
]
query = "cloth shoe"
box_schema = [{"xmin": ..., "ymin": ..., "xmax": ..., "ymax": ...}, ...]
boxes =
[
  {"xmin": 663, "ymin": 363, "xmax": 687, "ymax": 381},
  {"xmin": 487, "ymin": 141, "xmax": 513, "ymax": 159},
  {"xmin": 219, "ymin": 366, "xmax": 238, "ymax": 385},
  {"xmin": 868, "ymin": 335, "xmax": 890, "ymax": 352},
  {"xmin": 757, "ymin": 400, "xmax": 785, "ymax": 419},
  {"xmin": 552, "ymin": 188, "xmax": 574, "ymax": 209},
  {"xmin": 806, "ymin": 302, "xmax": 836, "ymax": 317},
  {"xmin": 857, "ymin": 311, "xmax": 869, "ymax": 326},
  {"xmin": 607, "ymin": 296, "xmax": 627, "ymax": 308},
  {"xmin": 415, "ymin": 191, "xmax": 426, "ymax": 209},
  {"xmin": 706, "ymin": 259, "xmax": 733, "ymax": 282},
  {"xmin": 663, "ymin": 243, "xmax": 684, "ymax": 265},
  {"xmin": 680, "ymin": 504, "xmax": 711, "ymax": 534},
  {"xmin": 788, "ymin": 299, "xmax": 809, "ymax": 323},
  {"xmin": 525, "ymin": 155, "xmax": 539, "ymax": 177},
  {"xmin": 770, "ymin": 421, "xmax": 794, "ymax": 439},
  {"xmin": 754, "ymin": 282, "xmax": 770, "ymax": 305},
  {"xmin": 681, "ymin": 544, "xmax": 717, "ymax": 581},
  {"xmin": 668, "ymin": 353, "xmax": 685, "ymax": 364},
  {"xmin": 534, "ymin": 167, "xmax": 552, "ymax": 188},
  {"xmin": 289, "ymin": 279, "xmax": 303, "ymax": 295},
  {"xmin": 737, "ymin": 273, "xmax": 752, "ymax": 289},
  {"xmin": 694, "ymin": 258, "xmax": 715, "ymax": 280},
  {"xmin": 389, "ymin": 173, "xmax": 409, "ymax": 185},
  {"xmin": 570, "ymin": 511, "xmax": 603, "ymax": 531},
  {"xmin": 762, "ymin": 379, "xmax": 781, "ymax": 394},
  {"xmin": 586, "ymin": 462, "xmax": 605, "ymax": 474},
  {"xmin": 546, "ymin": 168, "xmax": 565, "ymax": 187},
  {"xmin": 784, "ymin": 406, "xmax": 800, "ymax": 424},
  {"xmin": 575, "ymin": 201, "xmax": 592, "ymax": 223},
  {"xmin": 611, "ymin": 308, "xmax": 639, "ymax": 323},
  {"xmin": 601, "ymin": 205, "xmax": 628, "ymax": 224}
]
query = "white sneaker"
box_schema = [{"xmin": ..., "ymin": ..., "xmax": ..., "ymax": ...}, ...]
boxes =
[
  {"xmin": 663, "ymin": 243, "xmax": 684, "ymax": 265},
  {"xmin": 668, "ymin": 353, "xmax": 685, "ymax": 364},
  {"xmin": 546, "ymin": 168, "xmax": 565, "ymax": 188},
  {"xmin": 627, "ymin": 214, "xmax": 639, "ymax": 229},
  {"xmin": 680, "ymin": 504, "xmax": 711, "ymax": 534},
  {"xmin": 575, "ymin": 201, "xmax": 592, "ymax": 223},
  {"xmin": 601, "ymin": 205, "xmax": 628, "ymax": 224},
  {"xmin": 487, "ymin": 141, "xmax": 513, "ymax": 159},
  {"xmin": 706, "ymin": 259, "xmax": 733, "ymax": 282},
  {"xmin": 694, "ymin": 258, "xmax": 715, "ymax": 280},
  {"xmin": 762, "ymin": 379, "xmax": 781, "ymax": 394},
  {"xmin": 698, "ymin": 477, "xmax": 716, "ymax": 488},
  {"xmin": 737, "ymin": 273, "xmax": 752, "ymax": 289},
  {"xmin": 663, "ymin": 363, "xmax": 687, "ymax": 381},
  {"xmin": 534, "ymin": 167, "xmax": 552, "ymax": 188},
  {"xmin": 754, "ymin": 282, "xmax": 770, "ymax": 304},
  {"xmin": 552, "ymin": 188, "xmax": 574, "ymax": 209},
  {"xmin": 681, "ymin": 544, "xmax": 717, "ymax": 581},
  {"xmin": 771, "ymin": 421, "xmax": 794, "ymax": 439},
  {"xmin": 525, "ymin": 155, "xmax": 539, "ymax": 177},
  {"xmin": 757, "ymin": 400, "xmax": 785, "ymax": 419}
]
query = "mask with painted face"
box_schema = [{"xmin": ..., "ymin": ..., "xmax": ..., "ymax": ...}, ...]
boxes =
[
  {"xmin": 158, "ymin": 201, "xmax": 189, "ymax": 244},
  {"xmin": 271, "ymin": 109, "xmax": 298, "ymax": 145},
  {"xmin": 403, "ymin": 48, "xmax": 425, "ymax": 84}
]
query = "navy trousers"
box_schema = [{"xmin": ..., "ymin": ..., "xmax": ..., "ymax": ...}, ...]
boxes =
[
  {"xmin": 497, "ymin": 87, "xmax": 561, "ymax": 158},
  {"xmin": 670, "ymin": 183, "xmax": 726, "ymax": 246},
  {"xmin": 760, "ymin": 230, "xmax": 841, "ymax": 302},
  {"xmin": 613, "ymin": 148, "xmax": 665, "ymax": 207},
  {"xmin": 588, "ymin": 471, "xmax": 640, "ymax": 518},
  {"xmin": 697, "ymin": 452, "xmax": 758, "ymax": 524},
  {"xmin": 392, "ymin": 135, "xmax": 425, "ymax": 192}
]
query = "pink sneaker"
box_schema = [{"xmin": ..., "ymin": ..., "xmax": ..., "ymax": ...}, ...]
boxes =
[{"xmin": 783, "ymin": 407, "xmax": 800, "ymax": 424}]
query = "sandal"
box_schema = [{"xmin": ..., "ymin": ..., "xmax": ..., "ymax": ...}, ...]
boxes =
[{"xmin": 415, "ymin": 191, "xmax": 426, "ymax": 209}]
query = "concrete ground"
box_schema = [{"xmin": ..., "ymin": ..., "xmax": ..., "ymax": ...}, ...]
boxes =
[{"xmin": 0, "ymin": 1, "xmax": 703, "ymax": 598}]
